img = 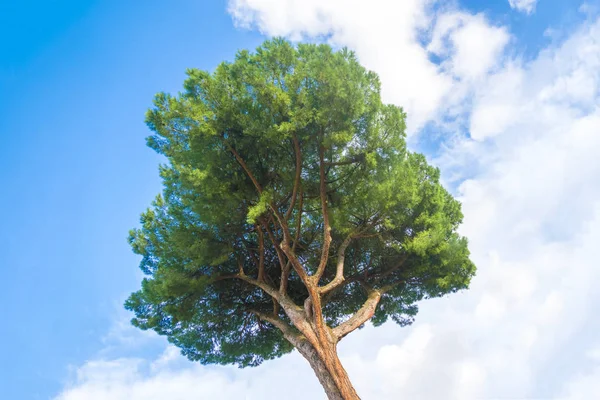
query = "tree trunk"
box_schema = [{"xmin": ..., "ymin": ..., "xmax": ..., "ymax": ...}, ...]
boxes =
[{"xmin": 295, "ymin": 339, "xmax": 361, "ymax": 400}]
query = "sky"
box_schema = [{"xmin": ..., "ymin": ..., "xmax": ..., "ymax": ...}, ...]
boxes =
[{"xmin": 1, "ymin": 0, "xmax": 599, "ymax": 399}]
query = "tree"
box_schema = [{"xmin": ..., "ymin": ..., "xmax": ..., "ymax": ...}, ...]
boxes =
[{"xmin": 126, "ymin": 38, "xmax": 476, "ymax": 400}]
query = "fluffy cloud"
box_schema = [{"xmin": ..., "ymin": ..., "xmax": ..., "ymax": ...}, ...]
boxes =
[
  {"xmin": 429, "ymin": 12, "xmax": 509, "ymax": 81},
  {"xmin": 55, "ymin": 347, "xmax": 322, "ymax": 400},
  {"xmin": 55, "ymin": 1, "xmax": 600, "ymax": 399},
  {"xmin": 509, "ymin": 0, "xmax": 538, "ymax": 14}
]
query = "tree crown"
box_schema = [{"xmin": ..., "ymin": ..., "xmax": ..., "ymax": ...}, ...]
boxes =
[{"xmin": 126, "ymin": 38, "xmax": 475, "ymax": 368}]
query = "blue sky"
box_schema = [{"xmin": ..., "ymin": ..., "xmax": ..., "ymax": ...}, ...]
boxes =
[
  {"xmin": 1, "ymin": 1, "xmax": 599, "ymax": 399},
  {"xmin": 1, "ymin": 1, "xmax": 260, "ymax": 398}
]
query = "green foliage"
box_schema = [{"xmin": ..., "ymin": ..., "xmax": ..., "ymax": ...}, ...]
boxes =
[
  {"xmin": 126, "ymin": 38, "xmax": 475, "ymax": 368},
  {"xmin": 246, "ymin": 190, "xmax": 273, "ymax": 224}
]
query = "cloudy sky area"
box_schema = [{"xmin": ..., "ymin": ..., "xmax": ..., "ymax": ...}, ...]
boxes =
[{"xmin": 2, "ymin": 0, "xmax": 599, "ymax": 399}]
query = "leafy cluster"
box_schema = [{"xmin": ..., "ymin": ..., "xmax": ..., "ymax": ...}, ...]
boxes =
[{"xmin": 126, "ymin": 39, "xmax": 475, "ymax": 368}]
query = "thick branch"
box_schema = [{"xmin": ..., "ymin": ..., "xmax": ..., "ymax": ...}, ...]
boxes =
[
  {"xmin": 332, "ymin": 289, "xmax": 382, "ymax": 340},
  {"xmin": 214, "ymin": 272, "xmax": 307, "ymax": 325},
  {"xmin": 277, "ymin": 224, "xmax": 329, "ymax": 347},
  {"xmin": 266, "ymin": 208, "xmax": 324, "ymax": 346},
  {"xmin": 279, "ymin": 239, "xmax": 311, "ymax": 287},
  {"xmin": 261, "ymin": 215, "xmax": 319, "ymax": 334}
]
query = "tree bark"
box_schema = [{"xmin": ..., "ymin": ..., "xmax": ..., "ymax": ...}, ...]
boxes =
[{"xmin": 295, "ymin": 339, "xmax": 361, "ymax": 400}]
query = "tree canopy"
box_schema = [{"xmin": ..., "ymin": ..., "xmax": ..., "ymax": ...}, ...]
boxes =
[{"xmin": 125, "ymin": 38, "xmax": 475, "ymax": 397}]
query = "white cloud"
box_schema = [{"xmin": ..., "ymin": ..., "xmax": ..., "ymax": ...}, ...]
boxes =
[
  {"xmin": 429, "ymin": 12, "xmax": 509, "ymax": 81},
  {"xmin": 55, "ymin": 2, "xmax": 600, "ymax": 399},
  {"xmin": 56, "ymin": 356, "xmax": 253, "ymax": 400},
  {"xmin": 509, "ymin": 0, "xmax": 537, "ymax": 15},
  {"xmin": 467, "ymin": 62, "xmax": 523, "ymax": 140}
]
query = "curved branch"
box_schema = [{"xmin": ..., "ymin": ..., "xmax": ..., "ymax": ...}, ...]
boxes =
[
  {"xmin": 332, "ymin": 289, "xmax": 382, "ymax": 340},
  {"xmin": 319, "ymin": 234, "xmax": 354, "ymax": 294}
]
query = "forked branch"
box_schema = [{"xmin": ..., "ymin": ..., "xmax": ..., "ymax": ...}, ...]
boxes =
[{"xmin": 332, "ymin": 289, "xmax": 382, "ymax": 340}]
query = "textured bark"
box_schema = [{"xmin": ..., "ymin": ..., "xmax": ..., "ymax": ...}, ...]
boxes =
[{"xmin": 295, "ymin": 339, "xmax": 361, "ymax": 400}]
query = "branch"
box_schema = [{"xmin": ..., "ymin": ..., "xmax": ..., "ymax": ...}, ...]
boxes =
[
  {"xmin": 314, "ymin": 144, "xmax": 332, "ymax": 281},
  {"xmin": 279, "ymin": 237, "xmax": 311, "ymax": 286},
  {"xmin": 213, "ymin": 271, "xmax": 307, "ymax": 322},
  {"xmin": 281, "ymin": 191, "xmax": 303, "ymax": 295},
  {"xmin": 261, "ymin": 219, "xmax": 286, "ymax": 271},
  {"xmin": 318, "ymin": 225, "xmax": 379, "ymax": 295},
  {"xmin": 320, "ymin": 252, "xmax": 406, "ymax": 304},
  {"xmin": 267, "ymin": 207, "xmax": 311, "ymax": 289},
  {"xmin": 318, "ymin": 234, "xmax": 354, "ymax": 294},
  {"xmin": 257, "ymin": 226, "xmax": 265, "ymax": 281},
  {"xmin": 285, "ymin": 133, "xmax": 302, "ymax": 221},
  {"xmin": 273, "ymin": 205, "xmax": 329, "ymax": 344},
  {"xmin": 222, "ymin": 132, "xmax": 308, "ymax": 289},
  {"xmin": 225, "ymin": 142, "xmax": 262, "ymax": 193},
  {"xmin": 379, "ymin": 280, "xmax": 405, "ymax": 294},
  {"xmin": 332, "ymin": 289, "xmax": 382, "ymax": 340},
  {"xmin": 250, "ymin": 311, "xmax": 301, "ymax": 345},
  {"xmin": 321, "ymin": 275, "xmax": 363, "ymax": 306},
  {"xmin": 213, "ymin": 267, "xmax": 280, "ymax": 301},
  {"xmin": 240, "ymin": 237, "xmax": 260, "ymax": 269},
  {"xmin": 238, "ymin": 273, "xmax": 281, "ymax": 301},
  {"xmin": 370, "ymin": 254, "xmax": 410, "ymax": 282},
  {"xmin": 264, "ymin": 208, "xmax": 323, "ymax": 344},
  {"xmin": 222, "ymin": 134, "xmax": 326, "ymax": 343},
  {"xmin": 257, "ymin": 189, "xmax": 311, "ymax": 291}
]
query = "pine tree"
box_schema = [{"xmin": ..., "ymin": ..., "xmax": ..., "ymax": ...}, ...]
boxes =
[{"xmin": 126, "ymin": 38, "xmax": 476, "ymax": 399}]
